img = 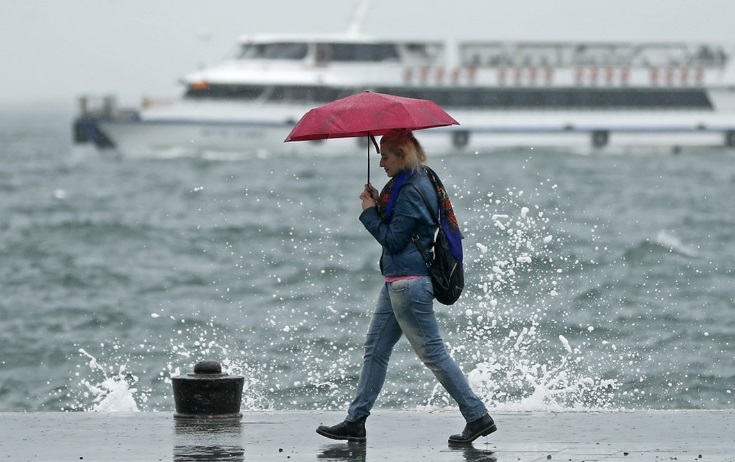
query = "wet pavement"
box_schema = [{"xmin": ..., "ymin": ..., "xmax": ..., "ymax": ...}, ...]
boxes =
[{"xmin": 1, "ymin": 409, "xmax": 733, "ymax": 461}]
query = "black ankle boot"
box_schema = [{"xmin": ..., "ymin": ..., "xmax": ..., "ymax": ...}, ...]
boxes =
[
  {"xmin": 448, "ymin": 413, "xmax": 497, "ymax": 444},
  {"xmin": 316, "ymin": 418, "xmax": 367, "ymax": 442}
]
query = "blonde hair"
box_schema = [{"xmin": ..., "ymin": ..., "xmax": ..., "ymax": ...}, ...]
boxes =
[{"xmin": 380, "ymin": 129, "xmax": 427, "ymax": 170}]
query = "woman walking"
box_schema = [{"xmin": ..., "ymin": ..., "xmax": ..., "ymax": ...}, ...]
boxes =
[{"xmin": 316, "ymin": 129, "xmax": 496, "ymax": 444}]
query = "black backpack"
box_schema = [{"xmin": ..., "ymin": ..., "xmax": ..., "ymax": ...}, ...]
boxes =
[{"xmin": 411, "ymin": 186, "xmax": 464, "ymax": 305}]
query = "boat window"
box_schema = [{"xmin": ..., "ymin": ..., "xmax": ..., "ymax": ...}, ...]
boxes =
[
  {"xmin": 236, "ymin": 44, "xmax": 254, "ymax": 59},
  {"xmin": 238, "ymin": 42, "xmax": 308, "ymax": 60},
  {"xmin": 403, "ymin": 43, "xmax": 441, "ymax": 60},
  {"xmin": 318, "ymin": 43, "xmax": 399, "ymax": 62},
  {"xmin": 186, "ymin": 81, "xmax": 713, "ymax": 109},
  {"xmin": 376, "ymin": 87, "xmax": 713, "ymax": 110},
  {"xmin": 185, "ymin": 84, "xmax": 267, "ymax": 100},
  {"xmin": 268, "ymin": 86, "xmax": 354, "ymax": 103}
]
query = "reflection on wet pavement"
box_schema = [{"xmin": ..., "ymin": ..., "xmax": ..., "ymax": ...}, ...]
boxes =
[
  {"xmin": 448, "ymin": 443, "xmax": 498, "ymax": 461},
  {"xmin": 315, "ymin": 441, "xmax": 496, "ymax": 461},
  {"xmin": 174, "ymin": 421, "xmax": 244, "ymax": 461},
  {"xmin": 317, "ymin": 442, "xmax": 367, "ymax": 461}
]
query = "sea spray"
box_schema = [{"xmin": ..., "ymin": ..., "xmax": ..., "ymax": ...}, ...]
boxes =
[
  {"xmin": 445, "ymin": 182, "xmax": 621, "ymax": 410},
  {"xmin": 164, "ymin": 316, "xmax": 271, "ymax": 410},
  {"xmin": 74, "ymin": 349, "xmax": 140, "ymax": 412},
  {"xmin": 66, "ymin": 315, "xmax": 273, "ymax": 412},
  {"xmin": 64, "ymin": 177, "xmax": 626, "ymax": 412}
]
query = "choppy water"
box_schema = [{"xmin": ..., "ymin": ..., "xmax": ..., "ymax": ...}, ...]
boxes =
[{"xmin": 1, "ymin": 106, "xmax": 733, "ymax": 413}]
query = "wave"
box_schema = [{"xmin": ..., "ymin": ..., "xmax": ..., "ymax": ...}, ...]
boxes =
[
  {"xmin": 622, "ymin": 230, "xmax": 700, "ymax": 261},
  {"xmin": 654, "ymin": 230, "xmax": 700, "ymax": 258}
]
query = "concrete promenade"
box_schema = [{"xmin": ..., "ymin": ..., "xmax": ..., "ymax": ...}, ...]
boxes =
[{"xmin": 1, "ymin": 410, "xmax": 733, "ymax": 461}]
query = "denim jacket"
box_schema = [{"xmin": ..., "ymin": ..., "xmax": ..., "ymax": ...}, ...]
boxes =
[{"xmin": 359, "ymin": 167, "xmax": 439, "ymax": 277}]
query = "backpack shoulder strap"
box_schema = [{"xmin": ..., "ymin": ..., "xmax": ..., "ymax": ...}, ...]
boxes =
[
  {"xmin": 409, "ymin": 184, "xmax": 438, "ymax": 267},
  {"xmin": 410, "ymin": 184, "xmax": 440, "ymax": 227}
]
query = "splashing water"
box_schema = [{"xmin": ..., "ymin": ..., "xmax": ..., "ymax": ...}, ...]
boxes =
[
  {"xmin": 66, "ymin": 319, "xmax": 272, "ymax": 412},
  {"xmin": 63, "ymin": 180, "xmax": 626, "ymax": 413},
  {"xmin": 73, "ymin": 349, "xmax": 140, "ymax": 412},
  {"xmin": 443, "ymin": 182, "xmax": 621, "ymax": 411},
  {"xmin": 163, "ymin": 317, "xmax": 271, "ymax": 411}
]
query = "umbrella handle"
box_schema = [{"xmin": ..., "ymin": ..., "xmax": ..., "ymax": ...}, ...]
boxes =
[
  {"xmin": 370, "ymin": 134, "xmax": 380, "ymax": 154},
  {"xmin": 368, "ymin": 134, "xmax": 379, "ymax": 184}
]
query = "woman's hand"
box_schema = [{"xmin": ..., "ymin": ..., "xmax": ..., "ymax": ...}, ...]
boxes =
[
  {"xmin": 364, "ymin": 183, "xmax": 379, "ymax": 201},
  {"xmin": 360, "ymin": 184, "xmax": 378, "ymax": 210},
  {"xmin": 360, "ymin": 191, "xmax": 376, "ymax": 210}
]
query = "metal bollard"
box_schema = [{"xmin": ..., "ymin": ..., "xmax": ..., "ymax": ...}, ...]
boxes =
[{"xmin": 172, "ymin": 360, "xmax": 244, "ymax": 421}]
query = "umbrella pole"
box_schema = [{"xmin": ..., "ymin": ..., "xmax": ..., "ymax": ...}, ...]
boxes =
[{"xmin": 366, "ymin": 134, "xmax": 370, "ymax": 185}]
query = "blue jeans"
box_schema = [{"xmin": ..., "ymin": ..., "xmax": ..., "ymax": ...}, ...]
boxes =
[{"xmin": 346, "ymin": 276, "xmax": 487, "ymax": 422}]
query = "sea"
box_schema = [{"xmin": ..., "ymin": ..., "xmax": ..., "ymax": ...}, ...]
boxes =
[{"xmin": 0, "ymin": 104, "xmax": 733, "ymax": 414}]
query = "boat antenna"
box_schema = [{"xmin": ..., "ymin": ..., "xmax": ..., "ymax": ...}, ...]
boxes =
[{"xmin": 347, "ymin": 0, "xmax": 369, "ymax": 36}]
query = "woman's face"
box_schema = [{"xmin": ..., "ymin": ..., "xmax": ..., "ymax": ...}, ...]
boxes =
[{"xmin": 379, "ymin": 148, "xmax": 403, "ymax": 177}]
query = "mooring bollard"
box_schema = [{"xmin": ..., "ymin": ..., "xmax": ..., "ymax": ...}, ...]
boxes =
[{"xmin": 172, "ymin": 360, "xmax": 244, "ymax": 421}]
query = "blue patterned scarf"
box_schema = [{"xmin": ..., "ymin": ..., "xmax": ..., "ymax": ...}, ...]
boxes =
[{"xmin": 376, "ymin": 169, "xmax": 413, "ymax": 224}]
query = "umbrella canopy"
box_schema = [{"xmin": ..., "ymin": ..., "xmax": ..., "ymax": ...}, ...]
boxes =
[
  {"xmin": 284, "ymin": 91, "xmax": 459, "ymax": 142},
  {"xmin": 284, "ymin": 91, "xmax": 459, "ymax": 183}
]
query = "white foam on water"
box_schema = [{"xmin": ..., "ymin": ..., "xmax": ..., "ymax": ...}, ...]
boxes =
[{"xmin": 655, "ymin": 230, "xmax": 700, "ymax": 258}]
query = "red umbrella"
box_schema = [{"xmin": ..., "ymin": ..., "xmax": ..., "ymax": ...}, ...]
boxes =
[{"xmin": 284, "ymin": 91, "xmax": 459, "ymax": 182}]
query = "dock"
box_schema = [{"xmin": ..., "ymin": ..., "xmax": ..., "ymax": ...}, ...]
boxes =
[{"xmin": 1, "ymin": 410, "xmax": 733, "ymax": 461}]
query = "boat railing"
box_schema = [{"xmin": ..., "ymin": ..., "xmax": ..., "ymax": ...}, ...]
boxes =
[
  {"xmin": 76, "ymin": 95, "xmax": 139, "ymax": 121},
  {"xmin": 394, "ymin": 63, "xmax": 715, "ymax": 88},
  {"xmin": 459, "ymin": 42, "xmax": 730, "ymax": 70}
]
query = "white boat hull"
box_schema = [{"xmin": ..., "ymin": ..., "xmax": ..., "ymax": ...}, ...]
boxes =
[{"xmin": 97, "ymin": 108, "xmax": 735, "ymax": 158}]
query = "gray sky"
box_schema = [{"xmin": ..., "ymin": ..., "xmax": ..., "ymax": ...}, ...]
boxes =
[{"xmin": 1, "ymin": 0, "xmax": 734, "ymax": 108}]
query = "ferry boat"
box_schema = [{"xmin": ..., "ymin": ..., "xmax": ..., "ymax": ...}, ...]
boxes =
[{"xmin": 74, "ymin": 10, "xmax": 735, "ymax": 156}]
